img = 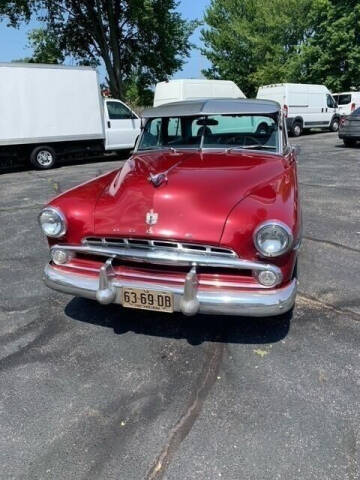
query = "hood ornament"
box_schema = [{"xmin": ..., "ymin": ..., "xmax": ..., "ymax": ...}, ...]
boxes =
[
  {"xmin": 146, "ymin": 209, "xmax": 158, "ymax": 225},
  {"xmin": 148, "ymin": 172, "xmax": 167, "ymax": 187}
]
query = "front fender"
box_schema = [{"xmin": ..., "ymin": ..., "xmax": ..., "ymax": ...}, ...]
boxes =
[
  {"xmin": 220, "ymin": 167, "xmax": 301, "ymax": 282},
  {"xmin": 46, "ymin": 169, "xmax": 118, "ymax": 246}
]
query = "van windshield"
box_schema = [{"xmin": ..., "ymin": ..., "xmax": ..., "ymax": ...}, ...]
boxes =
[{"xmin": 138, "ymin": 115, "xmax": 279, "ymax": 152}]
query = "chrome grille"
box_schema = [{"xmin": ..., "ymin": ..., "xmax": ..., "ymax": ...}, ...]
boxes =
[{"xmin": 82, "ymin": 237, "xmax": 237, "ymax": 258}]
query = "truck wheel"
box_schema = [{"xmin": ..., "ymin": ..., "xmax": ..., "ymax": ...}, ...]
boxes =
[
  {"xmin": 30, "ymin": 146, "xmax": 56, "ymax": 169},
  {"xmin": 329, "ymin": 118, "xmax": 339, "ymax": 132},
  {"xmin": 343, "ymin": 138, "xmax": 357, "ymax": 147},
  {"xmin": 290, "ymin": 122, "xmax": 302, "ymax": 137}
]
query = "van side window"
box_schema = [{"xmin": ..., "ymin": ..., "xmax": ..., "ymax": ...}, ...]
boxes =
[
  {"xmin": 107, "ymin": 101, "xmax": 133, "ymax": 120},
  {"xmin": 337, "ymin": 94, "xmax": 352, "ymax": 105},
  {"xmin": 326, "ymin": 95, "xmax": 336, "ymax": 108}
]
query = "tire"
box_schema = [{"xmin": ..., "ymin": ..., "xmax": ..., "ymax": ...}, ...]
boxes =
[
  {"xmin": 30, "ymin": 146, "xmax": 56, "ymax": 169},
  {"xmin": 256, "ymin": 122, "xmax": 269, "ymax": 135},
  {"xmin": 329, "ymin": 117, "xmax": 339, "ymax": 132},
  {"xmin": 343, "ymin": 138, "xmax": 357, "ymax": 147},
  {"xmin": 290, "ymin": 122, "xmax": 302, "ymax": 137}
]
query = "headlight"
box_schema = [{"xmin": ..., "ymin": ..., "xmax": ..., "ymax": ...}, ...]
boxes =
[
  {"xmin": 38, "ymin": 207, "xmax": 67, "ymax": 238},
  {"xmin": 254, "ymin": 221, "xmax": 292, "ymax": 257}
]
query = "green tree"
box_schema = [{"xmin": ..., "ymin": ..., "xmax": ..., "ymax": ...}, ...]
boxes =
[
  {"xmin": 201, "ymin": 0, "xmax": 312, "ymax": 96},
  {"xmin": 14, "ymin": 28, "xmax": 64, "ymax": 64},
  {"xmin": 1, "ymin": 1, "xmax": 197, "ymax": 100},
  {"xmin": 287, "ymin": 0, "xmax": 360, "ymax": 91},
  {"xmin": 202, "ymin": 0, "xmax": 360, "ymax": 95}
]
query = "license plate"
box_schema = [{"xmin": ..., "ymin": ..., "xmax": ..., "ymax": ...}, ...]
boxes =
[{"xmin": 122, "ymin": 287, "xmax": 174, "ymax": 313}]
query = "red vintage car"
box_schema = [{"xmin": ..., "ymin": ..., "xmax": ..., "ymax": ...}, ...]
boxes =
[{"xmin": 39, "ymin": 98, "xmax": 301, "ymax": 317}]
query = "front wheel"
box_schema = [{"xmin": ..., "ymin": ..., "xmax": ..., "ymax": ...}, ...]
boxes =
[
  {"xmin": 290, "ymin": 122, "xmax": 302, "ymax": 137},
  {"xmin": 343, "ymin": 138, "xmax": 357, "ymax": 147},
  {"xmin": 329, "ymin": 118, "xmax": 339, "ymax": 132},
  {"xmin": 30, "ymin": 146, "xmax": 56, "ymax": 169}
]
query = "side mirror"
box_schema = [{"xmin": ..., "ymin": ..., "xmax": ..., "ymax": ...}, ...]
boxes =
[{"xmin": 141, "ymin": 117, "xmax": 147, "ymax": 129}]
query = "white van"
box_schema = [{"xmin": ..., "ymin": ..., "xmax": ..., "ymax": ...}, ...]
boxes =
[
  {"xmin": 333, "ymin": 92, "xmax": 360, "ymax": 116},
  {"xmin": 154, "ymin": 79, "xmax": 246, "ymax": 107},
  {"xmin": 256, "ymin": 83, "xmax": 340, "ymax": 136}
]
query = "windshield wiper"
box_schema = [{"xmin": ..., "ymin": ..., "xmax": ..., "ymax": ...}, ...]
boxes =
[{"xmin": 226, "ymin": 145, "xmax": 276, "ymax": 153}]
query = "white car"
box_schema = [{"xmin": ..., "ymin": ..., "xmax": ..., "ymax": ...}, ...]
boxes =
[{"xmin": 257, "ymin": 83, "xmax": 340, "ymax": 136}]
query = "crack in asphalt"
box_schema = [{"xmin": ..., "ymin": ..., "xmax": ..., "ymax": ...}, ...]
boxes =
[
  {"xmin": 300, "ymin": 182, "xmax": 360, "ymax": 192},
  {"xmin": 0, "ymin": 204, "xmax": 43, "ymax": 213},
  {"xmin": 298, "ymin": 292, "xmax": 360, "ymax": 321},
  {"xmin": 303, "ymin": 236, "xmax": 360, "ymax": 254},
  {"xmin": 146, "ymin": 342, "xmax": 224, "ymax": 480}
]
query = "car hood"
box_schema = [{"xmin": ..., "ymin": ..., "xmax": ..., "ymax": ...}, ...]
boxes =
[{"xmin": 94, "ymin": 150, "xmax": 286, "ymax": 244}]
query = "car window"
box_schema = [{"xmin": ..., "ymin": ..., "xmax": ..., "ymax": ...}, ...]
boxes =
[
  {"xmin": 168, "ymin": 118, "xmax": 182, "ymax": 138},
  {"xmin": 107, "ymin": 101, "xmax": 133, "ymax": 120},
  {"xmin": 139, "ymin": 117, "xmax": 201, "ymax": 150},
  {"xmin": 138, "ymin": 114, "xmax": 279, "ymax": 152},
  {"xmin": 201, "ymin": 115, "xmax": 278, "ymax": 150}
]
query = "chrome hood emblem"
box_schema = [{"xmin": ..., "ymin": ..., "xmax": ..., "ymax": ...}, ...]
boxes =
[
  {"xmin": 148, "ymin": 172, "xmax": 167, "ymax": 187},
  {"xmin": 146, "ymin": 209, "xmax": 158, "ymax": 225}
]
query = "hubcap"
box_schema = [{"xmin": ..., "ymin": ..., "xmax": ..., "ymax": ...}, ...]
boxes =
[
  {"xmin": 294, "ymin": 125, "xmax": 301, "ymax": 136},
  {"xmin": 332, "ymin": 121, "xmax": 339, "ymax": 131},
  {"xmin": 37, "ymin": 150, "xmax": 53, "ymax": 166}
]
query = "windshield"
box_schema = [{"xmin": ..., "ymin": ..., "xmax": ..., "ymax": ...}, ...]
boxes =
[{"xmin": 138, "ymin": 114, "xmax": 279, "ymax": 152}]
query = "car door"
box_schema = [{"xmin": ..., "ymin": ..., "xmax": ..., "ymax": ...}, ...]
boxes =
[
  {"xmin": 104, "ymin": 100, "xmax": 140, "ymax": 150},
  {"xmin": 324, "ymin": 94, "xmax": 337, "ymax": 126}
]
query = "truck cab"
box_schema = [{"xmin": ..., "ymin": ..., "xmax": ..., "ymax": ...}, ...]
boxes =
[{"xmin": 104, "ymin": 99, "xmax": 140, "ymax": 151}]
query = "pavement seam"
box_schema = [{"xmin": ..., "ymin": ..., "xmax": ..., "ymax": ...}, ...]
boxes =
[
  {"xmin": 0, "ymin": 204, "xmax": 43, "ymax": 213},
  {"xmin": 303, "ymin": 235, "xmax": 360, "ymax": 254},
  {"xmin": 298, "ymin": 292, "xmax": 360, "ymax": 321},
  {"xmin": 146, "ymin": 342, "xmax": 224, "ymax": 480},
  {"xmin": 300, "ymin": 182, "xmax": 360, "ymax": 192}
]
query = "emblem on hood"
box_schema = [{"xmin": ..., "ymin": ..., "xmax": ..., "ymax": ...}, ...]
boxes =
[
  {"xmin": 146, "ymin": 209, "xmax": 158, "ymax": 225},
  {"xmin": 148, "ymin": 172, "xmax": 167, "ymax": 187}
]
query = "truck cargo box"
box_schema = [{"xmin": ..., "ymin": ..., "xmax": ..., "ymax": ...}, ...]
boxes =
[{"xmin": 0, "ymin": 63, "xmax": 105, "ymax": 146}]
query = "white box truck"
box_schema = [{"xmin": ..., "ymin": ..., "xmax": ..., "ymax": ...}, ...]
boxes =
[
  {"xmin": 256, "ymin": 83, "xmax": 340, "ymax": 136},
  {"xmin": 153, "ymin": 79, "xmax": 246, "ymax": 107},
  {"xmin": 0, "ymin": 63, "xmax": 141, "ymax": 169}
]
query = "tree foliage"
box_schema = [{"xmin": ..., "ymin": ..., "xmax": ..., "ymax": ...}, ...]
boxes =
[
  {"xmin": 0, "ymin": 1, "xmax": 197, "ymax": 102},
  {"xmin": 15, "ymin": 28, "xmax": 64, "ymax": 64},
  {"xmin": 201, "ymin": 0, "xmax": 360, "ymax": 96},
  {"xmin": 287, "ymin": 0, "xmax": 360, "ymax": 91}
]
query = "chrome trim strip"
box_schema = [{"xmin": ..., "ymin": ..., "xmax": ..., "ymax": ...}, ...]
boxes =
[
  {"xmin": 82, "ymin": 237, "xmax": 236, "ymax": 257},
  {"xmin": 43, "ymin": 263, "xmax": 297, "ymax": 317},
  {"xmin": 51, "ymin": 244, "xmax": 283, "ymax": 284}
]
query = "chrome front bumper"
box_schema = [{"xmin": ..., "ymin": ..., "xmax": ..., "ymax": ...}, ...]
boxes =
[{"xmin": 43, "ymin": 262, "xmax": 297, "ymax": 317}]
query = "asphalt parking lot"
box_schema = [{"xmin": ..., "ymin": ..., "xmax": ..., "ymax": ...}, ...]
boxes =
[{"xmin": 0, "ymin": 133, "xmax": 359, "ymax": 480}]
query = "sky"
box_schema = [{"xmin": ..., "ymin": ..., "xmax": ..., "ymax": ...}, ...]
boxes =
[{"xmin": 0, "ymin": 0, "xmax": 211, "ymax": 80}]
